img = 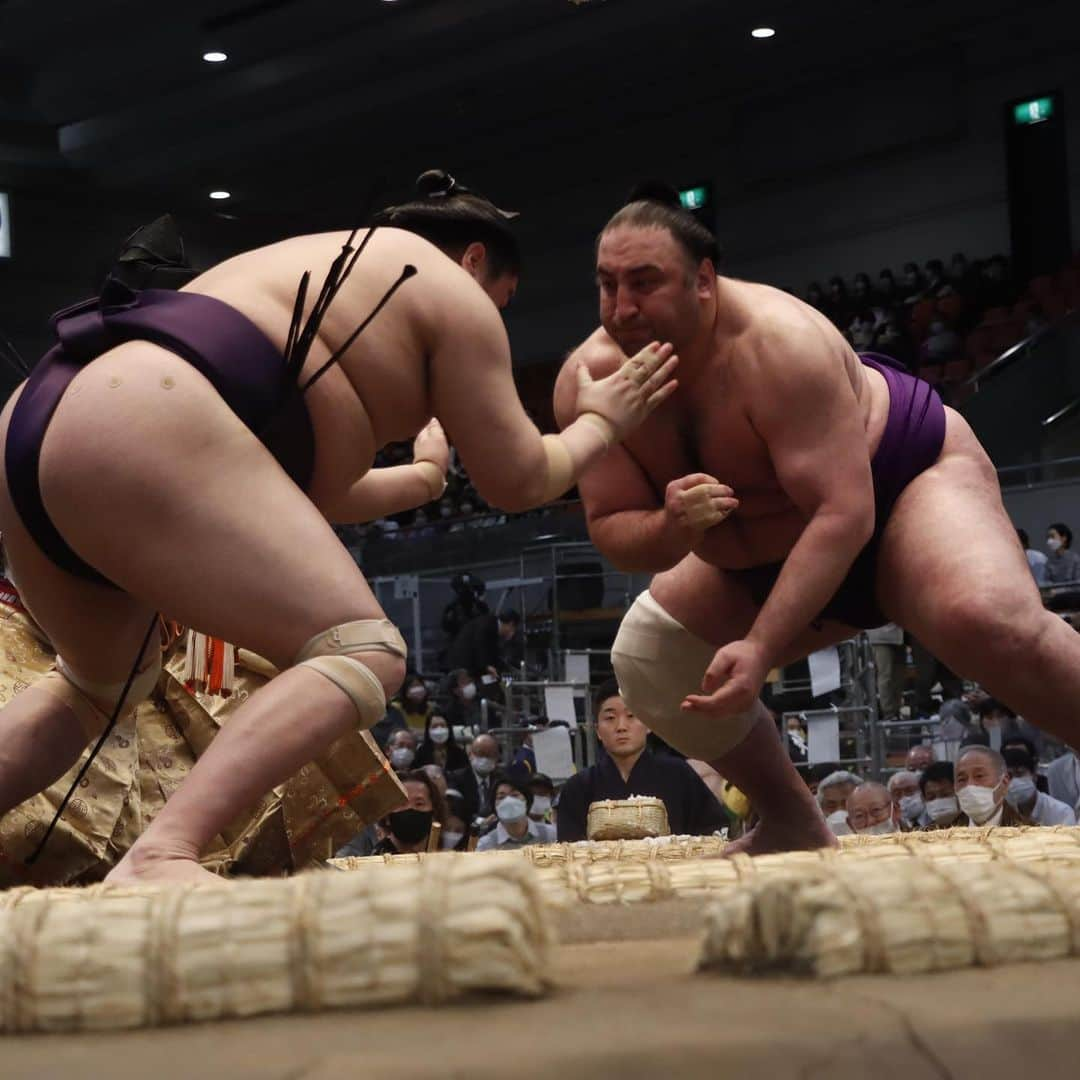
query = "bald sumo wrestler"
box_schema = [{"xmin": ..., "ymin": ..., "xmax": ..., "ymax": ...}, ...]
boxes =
[
  {"xmin": 0, "ymin": 173, "xmax": 679, "ymax": 883},
  {"xmin": 555, "ymin": 184, "xmax": 1080, "ymax": 854}
]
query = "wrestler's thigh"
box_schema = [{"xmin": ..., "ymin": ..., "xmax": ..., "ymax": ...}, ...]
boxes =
[
  {"xmin": 0, "ymin": 386, "xmax": 157, "ymax": 682},
  {"xmin": 874, "ymin": 407, "xmax": 1042, "ymax": 651},
  {"xmin": 37, "ymin": 343, "xmax": 382, "ymax": 669},
  {"xmin": 649, "ymin": 553, "xmax": 856, "ymax": 662}
]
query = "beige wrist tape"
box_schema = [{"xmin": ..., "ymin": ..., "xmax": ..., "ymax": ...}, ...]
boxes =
[
  {"xmin": 413, "ymin": 460, "xmax": 447, "ymax": 500},
  {"xmin": 540, "ymin": 433, "xmax": 575, "ymax": 503},
  {"xmin": 578, "ymin": 412, "xmax": 616, "ymax": 448},
  {"xmin": 681, "ymin": 483, "xmax": 727, "ymax": 530}
]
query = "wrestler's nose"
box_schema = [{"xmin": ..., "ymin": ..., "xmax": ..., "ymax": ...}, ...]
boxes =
[{"xmin": 613, "ymin": 286, "xmax": 639, "ymax": 324}]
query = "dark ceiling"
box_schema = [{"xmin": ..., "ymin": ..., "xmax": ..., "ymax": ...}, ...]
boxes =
[{"xmin": 3, "ymin": 0, "xmax": 1077, "ymax": 227}]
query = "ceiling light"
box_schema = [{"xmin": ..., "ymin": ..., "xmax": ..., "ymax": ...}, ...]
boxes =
[
  {"xmin": 751, "ymin": 27, "xmax": 776, "ymax": 39},
  {"xmin": 209, "ymin": 190, "xmax": 231, "ymax": 200},
  {"xmin": 202, "ymin": 50, "xmax": 228, "ymax": 63}
]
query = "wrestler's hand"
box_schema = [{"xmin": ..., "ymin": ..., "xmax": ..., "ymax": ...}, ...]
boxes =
[
  {"xmin": 665, "ymin": 474, "xmax": 739, "ymax": 537},
  {"xmin": 412, "ymin": 418, "xmax": 449, "ymax": 474},
  {"xmin": 574, "ymin": 341, "xmax": 679, "ymax": 441},
  {"xmin": 681, "ymin": 639, "xmax": 769, "ymax": 717}
]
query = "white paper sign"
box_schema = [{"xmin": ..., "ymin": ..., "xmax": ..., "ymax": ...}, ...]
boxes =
[
  {"xmin": 564, "ymin": 652, "xmax": 591, "ymax": 694},
  {"xmin": 543, "ymin": 685, "xmax": 578, "ymax": 729},
  {"xmin": 0, "ymin": 193, "xmax": 9, "ymax": 258},
  {"xmin": 807, "ymin": 713, "xmax": 841, "ymax": 764},
  {"xmin": 533, "ymin": 726, "xmax": 576, "ymax": 781},
  {"xmin": 807, "ymin": 647, "xmax": 842, "ymax": 698}
]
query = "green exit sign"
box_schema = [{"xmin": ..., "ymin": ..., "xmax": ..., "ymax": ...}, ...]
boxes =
[
  {"xmin": 1013, "ymin": 97, "xmax": 1054, "ymax": 125},
  {"xmin": 679, "ymin": 186, "xmax": 709, "ymax": 211}
]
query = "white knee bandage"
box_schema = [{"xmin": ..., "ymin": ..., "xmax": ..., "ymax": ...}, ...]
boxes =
[
  {"xmin": 37, "ymin": 651, "xmax": 162, "ymax": 740},
  {"xmin": 294, "ymin": 619, "xmax": 407, "ymax": 729},
  {"xmin": 611, "ymin": 592, "xmax": 756, "ymax": 761}
]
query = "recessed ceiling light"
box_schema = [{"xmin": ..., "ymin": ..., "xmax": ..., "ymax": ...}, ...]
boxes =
[
  {"xmin": 751, "ymin": 27, "xmax": 776, "ymax": 39},
  {"xmin": 202, "ymin": 50, "xmax": 228, "ymax": 63},
  {"xmin": 209, "ymin": 190, "xmax": 231, "ymax": 200}
]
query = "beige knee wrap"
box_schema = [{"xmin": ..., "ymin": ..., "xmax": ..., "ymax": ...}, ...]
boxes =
[
  {"xmin": 294, "ymin": 619, "xmax": 407, "ymax": 729},
  {"xmin": 36, "ymin": 652, "xmax": 162, "ymax": 740},
  {"xmin": 611, "ymin": 592, "xmax": 756, "ymax": 762}
]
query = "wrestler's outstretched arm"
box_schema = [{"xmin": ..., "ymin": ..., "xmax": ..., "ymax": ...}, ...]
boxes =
[
  {"xmin": 325, "ymin": 419, "xmax": 449, "ymax": 524},
  {"xmin": 429, "ymin": 281, "xmax": 678, "ymax": 513},
  {"xmin": 685, "ymin": 328, "xmax": 874, "ymax": 717},
  {"xmin": 551, "ymin": 338, "xmax": 738, "ymax": 572}
]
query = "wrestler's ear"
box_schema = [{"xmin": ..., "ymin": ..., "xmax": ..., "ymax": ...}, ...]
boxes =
[
  {"xmin": 461, "ymin": 241, "xmax": 487, "ymax": 278},
  {"xmin": 694, "ymin": 259, "xmax": 716, "ymax": 298}
]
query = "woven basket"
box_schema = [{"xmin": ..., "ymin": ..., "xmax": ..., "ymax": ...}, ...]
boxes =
[{"xmin": 586, "ymin": 798, "xmax": 670, "ymax": 841}]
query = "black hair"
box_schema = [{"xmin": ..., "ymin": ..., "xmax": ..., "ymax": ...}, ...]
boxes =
[
  {"xmin": 975, "ymin": 696, "xmax": 1016, "ymax": 720},
  {"xmin": 1002, "ymin": 746, "xmax": 1036, "ymax": 775},
  {"xmin": 530, "ymin": 772, "xmax": 555, "ymax": 795},
  {"xmin": 1017, "ymin": 528, "xmax": 1030, "ymax": 549},
  {"xmin": 919, "ymin": 760, "xmax": 955, "ymax": 795},
  {"xmin": 371, "ymin": 169, "xmax": 521, "ymax": 278},
  {"xmin": 805, "ymin": 762, "xmax": 843, "ymax": 787},
  {"xmin": 1050, "ymin": 522, "xmax": 1073, "ymax": 548},
  {"xmin": 601, "ymin": 180, "xmax": 720, "ymax": 268},
  {"xmin": 593, "ymin": 677, "xmax": 622, "ymax": 716},
  {"xmin": 497, "ymin": 608, "xmax": 521, "ymax": 626},
  {"xmin": 491, "ymin": 769, "xmax": 533, "ymax": 810},
  {"xmin": 1001, "ymin": 733, "xmax": 1038, "ymax": 762}
]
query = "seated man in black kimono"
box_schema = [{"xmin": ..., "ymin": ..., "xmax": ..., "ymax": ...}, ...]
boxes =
[{"xmin": 556, "ymin": 679, "xmax": 726, "ymax": 842}]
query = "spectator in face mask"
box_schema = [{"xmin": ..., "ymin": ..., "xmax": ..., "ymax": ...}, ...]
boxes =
[
  {"xmin": 443, "ymin": 668, "xmax": 483, "ymax": 729},
  {"xmin": 447, "ymin": 732, "xmax": 501, "ymax": 824},
  {"xmin": 954, "ymin": 747, "xmax": 1026, "ymax": 827},
  {"xmin": 475, "ymin": 772, "xmax": 557, "ymax": 851},
  {"xmin": 816, "ymin": 770, "xmax": 862, "ymax": 835},
  {"xmin": 1003, "ymin": 747, "xmax": 1076, "ymax": 826},
  {"xmin": 1047, "ymin": 748, "xmax": 1080, "ymax": 814},
  {"xmin": 387, "ymin": 729, "xmax": 419, "ymax": 774},
  {"xmin": 888, "ymin": 770, "xmax": 929, "ymax": 828},
  {"xmin": 441, "ymin": 793, "xmax": 471, "ymax": 852},
  {"xmin": 1045, "ymin": 523, "xmax": 1080, "ymax": 585},
  {"xmin": 372, "ymin": 771, "xmax": 447, "ymax": 855},
  {"xmin": 529, "ymin": 774, "xmax": 556, "ymax": 825},
  {"xmin": 415, "ymin": 711, "xmax": 469, "ymax": 772},
  {"xmin": 846, "ymin": 782, "xmax": 898, "ymax": 836},
  {"xmin": 920, "ymin": 761, "xmax": 961, "ymax": 829},
  {"xmin": 389, "ymin": 672, "xmax": 433, "ymax": 733}
]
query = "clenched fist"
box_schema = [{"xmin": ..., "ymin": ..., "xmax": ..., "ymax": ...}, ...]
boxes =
[{"xmin": 664, "ymin": 473, "xmax": 739, "ymax": 536}]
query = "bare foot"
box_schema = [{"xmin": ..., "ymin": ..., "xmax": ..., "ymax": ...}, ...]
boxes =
[
  {"xmin": 106, "ymin": 847, "xmax": 224, "ymax": 887},
  {"xmin": 723, "ymin": 816, "xmax": 838, "ymax": 857}
]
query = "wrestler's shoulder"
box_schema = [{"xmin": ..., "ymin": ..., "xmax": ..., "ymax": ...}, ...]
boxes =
[
  {"xmin": 563, "ymin": 327, "xmax": 624, "ymax": 376},
  {"xmin": 729, "ymin": 282, "xmax": 840, "ymax": 374}
]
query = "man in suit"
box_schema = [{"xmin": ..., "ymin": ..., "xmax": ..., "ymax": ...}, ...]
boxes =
[{"xmin": 446, "ymin": 732, "xmax": 500, "ymax": 825}]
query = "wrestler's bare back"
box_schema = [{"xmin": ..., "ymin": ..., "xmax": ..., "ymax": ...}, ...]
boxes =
[{"xmin": 560, "ymin": 277, "xmax": 893, "ymax": 570}]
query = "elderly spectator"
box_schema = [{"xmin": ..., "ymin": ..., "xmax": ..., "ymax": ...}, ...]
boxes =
[
  {"xmin": 804, "ymin": 762, "xmax": 843, "ymax": 797},
  {"xmin": 476, "ymin": 772, "xmax": 557, "ymax": 851},
  {"xmin": 1003, "ymin": 747, "xmax": 1076, "ymax": 825},
  {"xmin": 447, "ymin": 732, "xmax": 501, "ymax": 825},
  {"xmin": 529, "ymin": 773, "xmax": 555, "ymax": 825},
  {"xmin": 816, "ymin": 770, "xmax": 863, "ymax": 835},
  {"xmin": 920, "ymin": 761, "xmax": 961, "ymax": 828},
  {"xmin": 906, "ymin": 744, "xmax": 935, "ymax": 773},
  {"xmin": 846, "ymin": 782, "xmax": 898, "ymax": 836},
  {"xmin": 556, "ymin": 680, "xmax": 727, "ymax": 843},
  {"xmin": 1045, "ymin": 523, "xmax": 1080, "ymax": 585},
  {"xmin": 954, "ymin": 747, "xmax": 1026, "ymax": 827},
  {"xmin": 1018, "ymin": 528, "xmax": 1048, "ymax": 586},
  {"xmin": 888, "ymin": 770, "xmax": 928, "ymax": 828},
  {"xmin": 387, "ymin": 729, "xmax": 418, "ymax": 774},
  {"xmin": 415, "ymin": 711, "xmax": 469, "ymax": 773},
  {"xmin": 371, "ymin": 770, "xmax": 448, "ymax": 855}
]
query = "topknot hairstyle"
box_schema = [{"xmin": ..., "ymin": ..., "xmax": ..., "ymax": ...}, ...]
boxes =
[
  {"xmin": 600, "ymin": 179, "xmax": 721, "ymax": 267},
  {"xmin": 371, "ymin": 169, "xmax": 521, "ymax": 278}
]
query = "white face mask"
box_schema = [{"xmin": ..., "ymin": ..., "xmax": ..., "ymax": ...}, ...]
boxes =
[
  {"xmin": 926, "ymin": 796, "xmax": 960, "ymax": 822},
  {"xmin": 826, "ymin": 810, "xmax": 852, "ymax": 835},
  {"xmin": 441, "ymin": 831, "xmax": 464, "ymax": 850},
  {"xmin": 471, "ymin": 755, "xmax": 496, "ymax": 776},
  {"xmin": 530, "ymin": 795, "xmax": 552, "ymax": 817},
  {"xmin": 461, "ymin": 683, "xmax": 477, "ymax": 701},
  {"xmin": 1047, "ymin": 537, "xmax": 1063, "ymax": 552},
  {"xmin": 899, "ymin": 794, "xmax": 925, "ymax": 821},
  {"xmin": 495, "ymin": 796, "xmax": 528, "ymax": 823},
  {"xmin": 957, "ymin": 783, "xmax": 1001, "ymax": 824},
  {"xmin": 429, "ymin": 725, "xmax": 450, "ymax": 745},
  {"xmin": 1006, "ymin": 777, "xmax": 1037, "ymax": 807},
  {"xmin": 406, "ymin": 686, "xmax": 427, "ymax": 703},
  {"xmin": 389, "ymin": 747, "xmax": 415, "ymax": 770},
  {"xmin": 859, "ymin": 818, "xmax": 898, "ymax": 836}
]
